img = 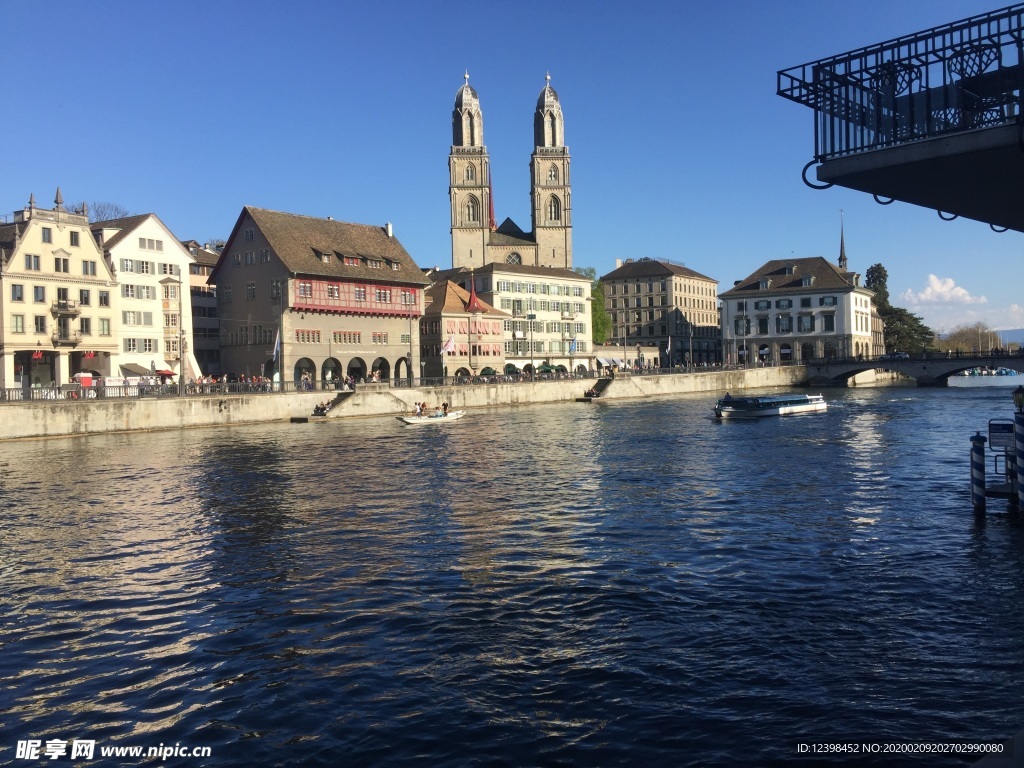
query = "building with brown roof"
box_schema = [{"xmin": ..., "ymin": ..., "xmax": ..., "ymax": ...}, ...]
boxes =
[
  {"xmin": 0, "ymin": 190, "xmax": 119, "ymax": 390},
  {"xmin": 209, "ymin": 207, "xmax": 429, "ymax": 385},
  {"xmin": 92, "ymin": 214, "xmax": 200, "ymax": 381},
  {"xmin": 718, "ymin": 252, "xmax": 879, "ymax": 365},
  {"xmin": 601, "ymin": 258, "xmax": 721, "ymax": 367},
  {"xmin": 428, "ymin": 262, "xmax": 592, "ymax": 375},
  {"xmin": 420, "ymin": 278, "xmax": 509, "ymax": 379}
]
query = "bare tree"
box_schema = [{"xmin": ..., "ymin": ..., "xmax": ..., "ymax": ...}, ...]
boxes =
[{"xmin": 65, "ymin": 200, "xmax": 133, "ymax": 223}]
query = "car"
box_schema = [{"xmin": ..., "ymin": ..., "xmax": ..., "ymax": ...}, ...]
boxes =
[{"xmin": 879, "ymin": 351, "xmax": 910, "ymax": 361}]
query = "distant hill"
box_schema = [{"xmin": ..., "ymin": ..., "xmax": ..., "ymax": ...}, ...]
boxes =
[{"xmin": 999, "ymin": 329, "xmax": 1024, "ymax": 345}]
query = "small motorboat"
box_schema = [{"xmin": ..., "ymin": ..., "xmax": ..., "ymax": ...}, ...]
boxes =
[
  {"xmin": 714, "ymin": 393, "xmax": 827, "ymax": 418},
  {"xmin": 397, "ymin": 410, "xmax": 466, "ymax": 425}
]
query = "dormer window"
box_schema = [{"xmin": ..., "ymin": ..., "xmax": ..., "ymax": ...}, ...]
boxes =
[
  {"xmin": 759, "ymin": 278, "xmax": 772, "ymax": 290},
  {"xmin": 785, "ymin": 264, "xmax": 796, "ymax": 275},
  {"xmin": 801, "ymin": 275, "xmax": 815, "ymax": 287}
]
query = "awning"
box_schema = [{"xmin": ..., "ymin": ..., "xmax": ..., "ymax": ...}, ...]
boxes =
[
  {"xmin": 155, "ymin": 370, "xmax": 176, "ymax": 377},
  {"xmin": 120, "ymin": 363, "xmax": 151, "ymax": 376}
]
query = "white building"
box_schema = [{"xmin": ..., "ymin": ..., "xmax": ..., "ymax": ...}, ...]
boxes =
[
  {"xmin": 92, "ymin": 214, "xmax": 201, "ymax": 381},
  {"xmin": 718, "ymin": 255, "xmax": 878, "ymax": 365}
]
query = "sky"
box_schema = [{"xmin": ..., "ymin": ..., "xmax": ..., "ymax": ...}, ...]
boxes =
[{"xmin": 3, "ymin": 0, "xmax": 1021, "ymax": 335}]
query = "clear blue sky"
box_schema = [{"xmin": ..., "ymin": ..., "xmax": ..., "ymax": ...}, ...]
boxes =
[{"xmin": 4, "ymin": 0, "xmax": 1019, "ymax": 334}]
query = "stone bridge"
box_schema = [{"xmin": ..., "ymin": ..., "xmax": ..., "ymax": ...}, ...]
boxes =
[{"xmin": 806, "ymin": 353, "xmax": 1024, "ymax": 387}]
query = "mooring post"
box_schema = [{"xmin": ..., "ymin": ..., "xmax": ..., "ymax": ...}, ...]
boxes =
[
  {"xmin": 971, "ymin": 432, "xmax": 987, "ymax": 513},
  {"xmin": 1016, "ymin": 409, "xmax": 1024, "ymax": 509}
]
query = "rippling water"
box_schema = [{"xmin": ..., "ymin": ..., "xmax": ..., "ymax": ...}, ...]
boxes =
[{"xmin": 3, "ymin": 385, "xmax": 1024, "ymax": 766}]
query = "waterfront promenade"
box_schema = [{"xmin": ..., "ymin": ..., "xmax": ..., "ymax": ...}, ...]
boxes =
[{"xmin": 0, "ymin": 366, "xmax": 807, "ymax": 441}]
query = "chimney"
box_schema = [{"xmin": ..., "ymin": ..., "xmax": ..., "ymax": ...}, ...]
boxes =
[{"xmin": 386, "ymin": 222, "xmax": 393, "ymax": 238}]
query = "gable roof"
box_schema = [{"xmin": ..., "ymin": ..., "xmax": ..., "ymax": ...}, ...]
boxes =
[
  {"xmin": 216, "ymin": 206, "xmax": 428, "ymax": 286},
  {"xmin": 719, "ymin": 256, "xmax": 865, "ymax": 298},
  {"xmin": 431, "ymin": 262, "xmax": 587, "ymax": 283}
]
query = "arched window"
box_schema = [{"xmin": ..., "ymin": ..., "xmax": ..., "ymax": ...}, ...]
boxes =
[
  {"xmin": 465, "ymin": 163, "xmax": 476, "ymax": 182},
  {"xmin": 505, "ymin": 252, "xmax": 522, "ymax": 265},
  {"xmin": 466, "ymin": 196, "xmax": 479, "ymax": 223},
  {"xmin": 547, "ymin": 164, "xmax": 558, "ymax": 183},
  {"xmin": 547, "ymin": 196, "xmax": 561, "ymax": 221}
]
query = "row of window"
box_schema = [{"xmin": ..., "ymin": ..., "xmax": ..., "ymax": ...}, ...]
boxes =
[
  {"xmin": 120, "ymin": 259, "xmax": 177, "ymax": 275},
  {"xmin": 737, "ymin": 296, "xmax": 838, "ymax": 311},
  {"xmin": 11, "ymin": 285, "xmax": 111, "ymax": 306},
  {"xmin": 607, "ymin": 281, "xmax": 715, "ymax": 297},
  {"xmin": 494, "ymin": 281, "xmax": 584, "ymax": 296},
  {"xmin": 231, "ymin": 250, "xmax": 271, "ymax": 266},
  {"xmin": 10, "ymin": 315, "xmax": 110, "ymax": 336},
  {"xmin": 38, "ymin": 227, "xmax": 80, "ymax": 247},
  {"xmin": 24, "ymin": 254, "xmax": 99, "ymax": 275},
  {"xmin": 734, "ymin": 315, "xmax": 837, "ymax": 334}
]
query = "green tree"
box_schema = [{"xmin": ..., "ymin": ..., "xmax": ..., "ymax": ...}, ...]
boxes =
[
  {"xmin": 575, "ymin": 266, "xmax": 610, "ymax": 344},
  {"xmin": 865, "ymin": 262, "xmax": 935, "ymax": 353}
]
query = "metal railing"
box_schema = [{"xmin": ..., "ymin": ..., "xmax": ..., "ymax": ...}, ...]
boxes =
[{"xmin": 778, "ymin": 4, "xmax": 1024, "ymax": 161}]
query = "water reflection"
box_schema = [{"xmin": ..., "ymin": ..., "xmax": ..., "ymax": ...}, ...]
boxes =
[{"xmin": 2, "ymin": 387, "xmax": 1024, "ymax": 766}]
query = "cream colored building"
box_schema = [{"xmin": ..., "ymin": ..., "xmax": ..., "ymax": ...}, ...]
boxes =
[
  {"xmin": 719, "ymin": 255, "xmax": 878, "ymax": 365},
  {"xmin": 181, "ymin": 240, "xmax": 222, "ymax": 376},
  {"xmin": 0, "ymin": 190, "xmax": 119, "ymax": 391},
  {"xmin": 429, "ymin": 264, "xmax": 591, "ymax": 374},
  {"xmin": 601, "ymin": 258, "xmax": 721, "ymax": 367},
  {"xmin": 92, "ymin": 214, "xmax": 200, "ymax": 380}
]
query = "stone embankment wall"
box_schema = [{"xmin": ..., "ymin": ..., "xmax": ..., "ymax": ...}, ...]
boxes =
[{"xmin": 0, "ymin": 367, "xmax": 807, "ymax": 441}]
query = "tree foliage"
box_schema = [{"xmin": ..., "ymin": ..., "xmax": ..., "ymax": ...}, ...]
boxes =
[
  {"xmin": 865, "ymin": 262, "xmax": 935, "ymax": 353},
  {"xmin": 574, "ymin": 266, "xmax": 610, "ymax": 344}
]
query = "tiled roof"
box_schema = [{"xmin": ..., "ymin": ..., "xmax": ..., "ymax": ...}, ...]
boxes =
[
  {"xmin": 719, "ymin": 256, "xmax": 861, "ymax": 298},
  {"xmin": 601, "ymin": 258, "xmax": 716, "ymax": 283},
  {"xmin": 234, "ymin": 207, "xmax": 429, "ymax": 286},
  {"xmin": 424, "ymin": 280, "xmax": 508, "ymax": 317},
  {"xmin": 91, "ymin": 214, "xmax": 152, "ymax": 251},
  {"xmin": 432, "ymin": 262, "xmax": 587, "ymax": 282}
]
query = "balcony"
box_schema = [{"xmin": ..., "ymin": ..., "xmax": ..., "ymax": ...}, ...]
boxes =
[
  {"xmin": 778, "ymin": 4, "xmax": 1024, "ymax": 231},
  {"xmin": 51, "ymin": 299, "xmax": 81, "ymax": 317},
  {"xmin": 51, "ymin": 330, "xmax": 82, "ymax": 346},
  {"xmin": 560, "ymin": 312, "xmax": 577, "ymax": 321}
]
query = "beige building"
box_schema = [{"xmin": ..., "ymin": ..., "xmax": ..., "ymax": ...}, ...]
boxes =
[
  {"xmin": 92, "ymin": 214, "xmax": 200, "ymax": 381},
  {"xmin": 718, "ymin": 255, "xmax": 878, "ymax": 365},
  {"xmin": 420, "ymin": 279, "xmax": 508, "ymax": 379},
  {"xmin": 429, "ymin": 264, "xmax": 591, "ymax": 374},
  {"xmin": 210, "ymin": 207, "xmax": 429, "ymax": 385},
  {"xmin": 0, "ymin": 190, "xmax": 119, "ymax": 391},
  {"xmin": 601, "ymin": 258, "xmax": 721, "ymax": 367}
]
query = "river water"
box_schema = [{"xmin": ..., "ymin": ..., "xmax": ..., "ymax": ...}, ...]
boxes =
[{"xmin": 3, "ymin": 384, "xmax": 1024, "ymax": 767}]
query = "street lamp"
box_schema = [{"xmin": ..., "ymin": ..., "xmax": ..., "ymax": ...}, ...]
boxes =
[
  {"xmin": 420, "ymin": 360, "xmax": 425, "ymax": 386},
  {"xmin": 689, "ymin": 324, "xmax": 694, "ymax": 371}
]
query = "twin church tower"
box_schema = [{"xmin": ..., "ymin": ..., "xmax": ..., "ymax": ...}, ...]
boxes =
[{"xmin": 449, "ymin": 73, "xmax": 573, "ymax": 271}]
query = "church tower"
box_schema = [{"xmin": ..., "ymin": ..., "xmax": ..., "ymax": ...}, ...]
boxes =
[
  {"xmin": 530, "ymin": 74, "xmax": 572, "ymax": 269},
  {"xmin": 449, "ymin": 73, "xmax": 492, "ymax": 270}
]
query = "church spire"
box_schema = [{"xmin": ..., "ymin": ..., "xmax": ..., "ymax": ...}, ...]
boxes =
[{"xmin": 838, "ymin": 209, "xmax": 848, "ymax": 270}]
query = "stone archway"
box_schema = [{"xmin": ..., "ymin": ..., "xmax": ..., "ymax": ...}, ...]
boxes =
[
  {"xmin": 347, "ymin": 357, "xmax": 367, "ymax": 382},
  {"xmin": 370, "ymin": 357, "xmax": 390, "ymax": 383},
  {"xmin": 293, "ymin": 357, "xmax": 315, "ymax": 388}
]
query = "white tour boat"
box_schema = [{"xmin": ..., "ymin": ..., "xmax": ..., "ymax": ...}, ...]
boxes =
[
  {"xmin": 713, "ymin": 393, "xmax": 827, "ymax": 418},
  {"xmin": 397, "ymin": 410, "xmax": 466, "ymax": 425}
]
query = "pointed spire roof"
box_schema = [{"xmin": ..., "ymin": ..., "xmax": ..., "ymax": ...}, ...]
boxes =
[
  {"xmin": 54, "ymin": 187, "xmax": 64, "ymax": 209},
  {"xmin": 838, "ymin": 210, "xmax": 848, "ymax": 270},
  {"xmin": 465, "ymin": 270, "xmax": 486, "ymax": 314}
]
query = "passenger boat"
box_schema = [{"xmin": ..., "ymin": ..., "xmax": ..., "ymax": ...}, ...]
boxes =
[
  {"xmin": 397, "ymin": 410, "xmax": 466, "ymax": 425},
  {"xmin": 713, "ymin": 393, "xmax": 827, "ymax": 418}
]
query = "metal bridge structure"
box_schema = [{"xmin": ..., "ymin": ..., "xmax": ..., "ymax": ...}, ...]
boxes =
[{"xmin": 805, "ymin": 353, "xmax": 1024, "ymax": 387}]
